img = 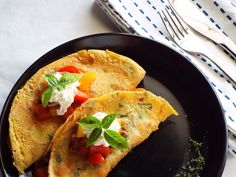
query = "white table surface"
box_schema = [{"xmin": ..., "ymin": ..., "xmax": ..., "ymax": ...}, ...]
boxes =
[{"xmin": 0, "ymin": 0, "xmax": 235, "ymax": 176}]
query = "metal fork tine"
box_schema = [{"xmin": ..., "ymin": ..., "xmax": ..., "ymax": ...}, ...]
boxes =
[
  {"xmin": 165, "ymin": 7, "xmax": 185, "ymax": 38},
  {"xmin": 158, "ymin": 10, "xmax": 181, "ymax": 40},
  {"xmin": 168, "ymin": 5, "xmax": 188, "ymax": 34}
]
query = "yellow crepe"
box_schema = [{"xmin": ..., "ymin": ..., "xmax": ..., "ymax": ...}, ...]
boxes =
[
  {"xmin": 8, "ymin": 49, "xmax": 145, "ymax": 174},
  {"xmin": 49, "ymin": 90, "xmax": 178, "ymax": 177}
]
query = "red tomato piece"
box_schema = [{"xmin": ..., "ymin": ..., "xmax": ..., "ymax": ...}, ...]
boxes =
[
  {"xmin": 78, "ymin": 146, "xmax": 89, "ymax": 157},
  {"xmin": 69, "ymin": 137, "xmax": 89, "ymax": 158},
  {"xmin": 33, "ymin": 104, "xmax": 51, "ymax": 121},
  {"xmin": 69, "ymin": 136, "xmax": 83, "ymax": 153},
  {"xmin": 58, "ymin": 66, "xmax": 80, "ymax": 73},
  {"xmin": 34, "ymin": 167, "xmax": 48, "ymax": 177},
  {"xmin": 74, "ymin": 90, "xmax": 88, "ymax": 103},
  {"xmin": 71, "ymin": 102, "xmax": 82, "ymax": 110},
  {"xmin": 62, "ymin": 106, "xmax": 74, "ymax": 121},
  {"xmin": 88, "ymin": 153, "xmax": 104, "ymax": 165},
  {"xmin": 89, "ymin": 145, "xmax": 111, "ymax": 158}
]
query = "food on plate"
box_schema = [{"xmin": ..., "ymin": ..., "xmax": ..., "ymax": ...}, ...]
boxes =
[
  {"xmin": 48, "ymin": 90, "xmax": 178, "ymax": 177},
  {"xmin": 8, "ymin": 49, "xmax": 146, "ymax": 174}
]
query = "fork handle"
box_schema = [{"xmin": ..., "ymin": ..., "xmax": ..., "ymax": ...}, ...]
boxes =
[{"xmin": 199, "ymin": 48, "xmax": 236, "ymax": 83}]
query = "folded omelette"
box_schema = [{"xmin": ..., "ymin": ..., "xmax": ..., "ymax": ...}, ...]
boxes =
[
  {"xmin": 8, "ymin": 49, "xmax": 145, "ymax": 174},
  {"xmin": 48, "ymin": 90, "xmax": 178, "ymax": 177}
]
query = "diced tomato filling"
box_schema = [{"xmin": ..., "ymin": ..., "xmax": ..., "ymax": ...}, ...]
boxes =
[
  {"xmin": 33, "ymin": 100, "xmax": 83, "ymax": 122},
  {"xmin": 69, "ymin": 136, "xmax": 111, "ymax": 165},
  {"xmin": 57, "ymin": 65, "xmax": 80, "ymax": 73},
  {"xmin": 33, "ymin": 104, "xmax": 51, "ymax": 121},
  {"xmin": 69, "ymin": 136, "xmax": 88, "ymax": 158},
  {"xmin": 62, "ymin": 106, "xmax": 74, "ymax": 121},
  {"xmin": 87, "ymin": 153, "xmax": 104, "ymax": 165},
  {"xmin": 74, "ymin": 90, "xmax": 88, "ymax": 103},
  {"xmin": 89, "ymin": 145, "xmax": 111, "ymax": 158}
]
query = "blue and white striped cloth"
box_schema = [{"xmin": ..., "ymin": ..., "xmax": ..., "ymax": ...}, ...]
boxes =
[{"xmin": 96, "ymin": 0, "xmax": 236, "ymax": 156}]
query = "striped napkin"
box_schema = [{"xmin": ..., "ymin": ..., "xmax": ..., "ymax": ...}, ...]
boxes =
[{"xmin": 96, "ymin": 0, "xmax": 236, "ymax": 155}]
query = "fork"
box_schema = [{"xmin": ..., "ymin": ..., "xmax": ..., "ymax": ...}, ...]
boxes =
[{"xmin": 158, "ymin": 5, "xmax": 236, "ymax": 83}]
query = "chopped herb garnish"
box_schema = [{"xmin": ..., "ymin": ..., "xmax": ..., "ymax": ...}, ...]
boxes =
[
  {"xmin": 74, "ymin": 167, "xmax": 80, "ymax": 177},
  {"xmin": 118, "ymin": 114, "xmax": 129, "ymax": 118},
  {"xmin": 118, "ymin": 103, "xmax": 124, "ymax": 107},
  {"xmin": 55, "ymin": 153, "xmax": 62, "ymax": 164},
  {"xmin": 47, "ymin": 134, "xmax": 53, "ymax": 141},
  {"xmin": 138, "ymin": 103, "xmax": 152, "ymax": 110},
  {"xmin": 175, "ymin": 138, "xmax": 205, "ymax": 177},
  {"xmin": 138, "ymin": 112, "xmax": 143, "ymax": 119}
]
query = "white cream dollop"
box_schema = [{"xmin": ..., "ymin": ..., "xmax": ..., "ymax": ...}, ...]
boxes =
[
  {"xmin": 48, "ymin": 72, "xmax": 80, "ymax": 115},
  {"xmin": 84, "ymin": 112, "xmax": 121, "ymax": 147}
]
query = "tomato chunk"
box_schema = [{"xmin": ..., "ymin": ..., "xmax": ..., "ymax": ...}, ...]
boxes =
[
  {"xmin": 78, "ymin": 146, "xmax": 89, "ymax": 157},
  {"xmin": 34, "ymin": 167, "xmax": 48, "ymax": 177},
  {"xmin": 89, "ymin": 145, "xmax": 110, "ymax": 158},
  {"xmin": 33, "ymin": 104, "xmax": 51, "ymax": 121},
  {"xmin": 69, "ymin": 136, "xmax": 86, "ymax": 152},
  {"xmin": 74, "ymin": 90, "xmax": 88, "ymax": 103},
  {"xmin": 88, "ymin": 153, "xmax": 104, "ymax": 165},
  {"xmin": 69, "ymin": 137, "xmax": 88, "ymax": 158},
  {"xmin": 58, "ymin": 66, "xmax": 80, "ymax": 73},
  {"xmin": 62, "ymin": 106, "xmax": 74, "ymax": 121}
]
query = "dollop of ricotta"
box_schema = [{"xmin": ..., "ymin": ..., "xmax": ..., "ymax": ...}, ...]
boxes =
[
  {"xmin": 84, "ymin": 112, "xmax": 121, "ymax": 147},
  {"xmin": 48, "ymin": 72, "xmax": 80, "ymax": 115}
]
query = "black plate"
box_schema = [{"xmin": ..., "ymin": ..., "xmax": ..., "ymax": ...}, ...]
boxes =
[{"xmin": 0, "ymin": 33, "xmax": 227, "ymax": 177}]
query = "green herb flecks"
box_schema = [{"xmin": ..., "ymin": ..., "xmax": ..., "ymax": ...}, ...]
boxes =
[
  {"xmin": 175, "ymin": 138, "xmax": 205, "ymax": 177},
  {"xmin": 76, "ymin": 114, "xmax": 128, "ymax": 149},
  {"xmin": 41, "ymin": 73, "xmax": 81, "ymax": 107},
  {"xmin": 74, "ymin": 167, "xmax": 80, "ymax": 177},
  {"xmin": 55, "ymin": 153, "xmax": 62, "ymax": 164},
  {"xmin": 47, "ymin": 134, "xmax": 53, "ymax": 141},
  {"xmin": 138, "ymin": 103, "xmax": 152, "ymax": 110}
]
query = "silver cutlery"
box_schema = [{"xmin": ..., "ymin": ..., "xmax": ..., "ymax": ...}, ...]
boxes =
[
  {"xmin": 168, "ymin": 0, "xmax": 236, "ymax": 59},
  {"xmin": 158, "ymin": 5, "xmax": 236, "ymax": 83}
]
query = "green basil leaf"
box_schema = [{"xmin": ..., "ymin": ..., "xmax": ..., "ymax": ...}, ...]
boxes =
[
  {"xmin": 59, "ymin": 73, "xmax": 81, "ymax": 85},
  {"xmin": 104, "ymin": 129, "xmax": 128, "ymax": 149},
  {"xmin": 87, "ymin": 128, "xmax": 102, "ymax": 147},
  {"xmin": 41, "ymin": 87, "xmax": 53, "ymax": 107},
  {"xmin": 101, "ymin": 114, "xmax": 116, "ymax": 129},
  {"xmin": 45, "ymin": 74, "xmax": 59, "ymax": 86},
  {"xmin": 77, "ymin": 116, "xmax": 101, "ymax": 129},
  {"xmin": 54, "ymin": 84, "xmax": 65, "ymax": 91}
]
